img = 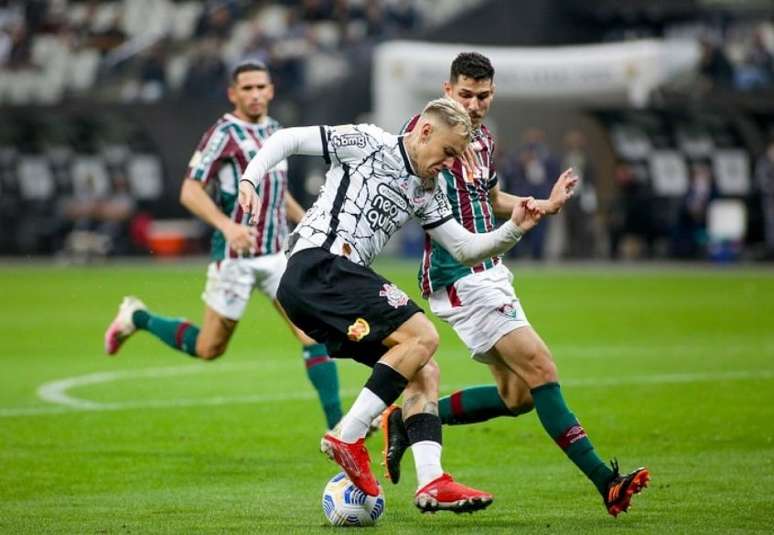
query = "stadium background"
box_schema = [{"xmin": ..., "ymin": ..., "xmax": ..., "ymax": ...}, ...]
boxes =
[{"xmin": 1, "ymin": 1, "xmax": 773, "ymax": 533}]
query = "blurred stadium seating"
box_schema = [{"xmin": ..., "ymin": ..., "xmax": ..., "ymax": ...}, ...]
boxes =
[{"xmin": 1, "ymin": 0, "xmax": 772, "ymax": 261}]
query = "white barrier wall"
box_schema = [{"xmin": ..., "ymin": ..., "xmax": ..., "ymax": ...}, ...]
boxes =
[{"xmin": 373, "ymin": 39, "xmax": 700, "ymax": 132}]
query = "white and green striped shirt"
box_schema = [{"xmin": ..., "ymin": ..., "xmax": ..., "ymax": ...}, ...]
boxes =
[
  {"xmin": 402, "ymin": 115, "xmax": 501, "ymax": 297},
  {"xmin": 187, "ymin": 113, "xmax": 288, "ymax": 261}
]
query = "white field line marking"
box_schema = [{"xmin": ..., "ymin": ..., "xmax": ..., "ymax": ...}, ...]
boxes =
[{"xmin": 0, "ymin": 366, "xmax": 771, "ymax": 418}]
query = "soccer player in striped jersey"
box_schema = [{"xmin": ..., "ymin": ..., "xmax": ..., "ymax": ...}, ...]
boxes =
[
  {"xmin": 238, "ymin": 97, "xmax": 546, "ymax": 512},
  {"xmin": 382, "ymin": 52, "xmax": 650, "ymax": 517},
  {"xmin": 104, "ymin": 61, "xmax": 343, "ymax": 430}
]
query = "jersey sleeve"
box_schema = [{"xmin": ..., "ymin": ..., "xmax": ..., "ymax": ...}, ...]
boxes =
[
  {"xmin": 186, "ymin": 126, "xmax": 230, "ymax": 185},
  {"xmin": 416, "ymin": 187, "xmax": 454, "ymax": 230},
  {"xmin": 320, "ymin": 124, "xmax": 386, "ymax": 166}
]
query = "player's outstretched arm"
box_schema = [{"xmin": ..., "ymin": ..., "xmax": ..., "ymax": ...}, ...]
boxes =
[
  {"xmin": 239, "ymin": 126, "xmax": 324, "ymax": 221},
  {"xmin": 427, "ymin": 197, "xmax": 544, "ymax": 266},
  {"xmin": 490, "ymin": 168, "xmax": 578, "ymax": 217}
]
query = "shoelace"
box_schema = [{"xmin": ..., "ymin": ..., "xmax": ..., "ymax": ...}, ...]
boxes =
[{"xmin": 610, "ymin": 458, "xmax": 621, "ymax": 478}]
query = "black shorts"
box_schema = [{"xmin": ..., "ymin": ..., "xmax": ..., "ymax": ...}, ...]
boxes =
[{"xmin": 277, "ymin": 247, "xmax": 423, "ymax": 367}]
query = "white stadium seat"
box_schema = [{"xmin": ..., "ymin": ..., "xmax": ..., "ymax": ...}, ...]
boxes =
[
  {"xmin": 127, "ymin": 154, "xmax": 164, "ymax": 201},
  {"xmin": 17, "ymin": 156, "xmax": 55, "ymax": 201},
  {"xmin": 712, "ymin": 149, "xmax": 750, "ymax": 196},
  {"xmin": 649, "ymin": 150, "xmax": 689, "ymax": 197},
  {"xmin": 70, "ymin": 156, "xmax": 111, "ymax": 198}
]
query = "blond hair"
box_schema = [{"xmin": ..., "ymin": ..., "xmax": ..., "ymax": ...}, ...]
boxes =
[{"xmin": 421, "ymin": 97, "xmax": 472, "ymax": 142}]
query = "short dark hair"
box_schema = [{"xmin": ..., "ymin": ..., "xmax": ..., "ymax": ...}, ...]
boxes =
[
  {"xmin": 449, "ymin": 52, "xmax": 494, "ymax": 83},
  {"xmin": 231, "ymin": 61, "xmax": 270, "ymax": 83}
]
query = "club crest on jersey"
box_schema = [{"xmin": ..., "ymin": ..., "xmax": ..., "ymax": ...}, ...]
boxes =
[
  {"xmin": 496, "ymin": 302, "xmax": 519, "ymax": 320},
  {"xmin": 347, "ymin": 318, "xmax": 370, "ymax": 341},
  {"xmin": 379, "ymin": 283, "xmax": 409, "ymax": 309}
]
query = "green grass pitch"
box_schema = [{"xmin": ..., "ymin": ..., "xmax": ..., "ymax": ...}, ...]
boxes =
[{"xmin": 1, "ymin": 260, "xmax": 772, "ymax": 534}]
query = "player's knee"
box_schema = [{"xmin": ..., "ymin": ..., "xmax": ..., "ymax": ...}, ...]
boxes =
[
  {"xmin": 418, "ymin": 328, "xmax": 440, "ymax": 359},
  {"xmin": 534, "ymin": 350, "xmax": 558, "ymax": 384},
  {"xmin": 523, "ymin": 345, "xmax": 557, "ymax": 386},
  {"xmin": 409, "ymin": 319, "xmax": 439, "ymax": 364},
  {"xmin": 417, "ymin": 357, "xmax": 441, "ymax": 386}
]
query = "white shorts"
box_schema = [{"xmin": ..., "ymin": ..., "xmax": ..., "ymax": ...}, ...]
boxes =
[
  {"xmin": 428, "ymin": 263, "xmax": 530, "ymax": 364},
  {"xmin": 202, "ymin": 253, "xmax": 287, "ymax": 320}
]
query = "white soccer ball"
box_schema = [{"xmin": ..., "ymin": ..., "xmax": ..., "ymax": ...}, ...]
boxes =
[{"xmin": 322, "ymin": 472, "xmax": 385, "ymax": 526}]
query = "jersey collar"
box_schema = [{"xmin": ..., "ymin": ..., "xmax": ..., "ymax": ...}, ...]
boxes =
[
  {"xmin": 397, "ymin": 135, "xmax": 417, "ymax": 176},
  {"xmin": 224, "ymin": 113, "xmax": 271, "ymax": 129}
]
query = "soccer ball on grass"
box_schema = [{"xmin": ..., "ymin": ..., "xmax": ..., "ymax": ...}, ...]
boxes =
[{"xmin": 322, "ymin": 472, "xmax": 385, "ymax": 526}]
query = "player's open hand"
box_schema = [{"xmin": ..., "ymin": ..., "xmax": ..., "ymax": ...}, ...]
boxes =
[
  {"xmin": 510, "ymin": 196, "xmax": 544, "ymax": 233},
  {"xmin": 238, "ymin": 180, "xmax": 261, "ymax": 223},
  {"xmin": 546, "ymin": 168, "xmax": 579, "ymax": 214}
]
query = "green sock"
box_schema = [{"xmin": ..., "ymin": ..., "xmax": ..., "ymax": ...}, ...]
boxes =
[
  {"xmin": 531, "ymin": 382, "xmax": 613, "ymax": 495},
  {"xmin": 303, "ymin": 344, "xmax": 342, "ymax": 429},
  {"xmin": 132, "ymin": 310, "xmax": 199, "ymax": 357},
  {"xmin": 439, "ymin": 385, "xmax": 515, "ymax": 425}
]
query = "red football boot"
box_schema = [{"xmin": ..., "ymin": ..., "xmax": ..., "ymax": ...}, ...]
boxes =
[
  {"xmin": 604, "ymin": 460, "xmax": 650, "ymax": 517},
  {"xmin": 414, "ymin": 473, "xmax": 494, "ymax": 513},
  {"xmin": 321, "ymin": 432, "xmax": 380, "ymax": 497}
]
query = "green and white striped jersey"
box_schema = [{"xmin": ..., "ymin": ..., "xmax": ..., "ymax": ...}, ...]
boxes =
[
  {"xmin": 187, "ymin": 113, "xmax": 288, "ymax": 261},
  {"xmin": 401, "ymin": 114, "xmax": 501, "ymax": 297}
]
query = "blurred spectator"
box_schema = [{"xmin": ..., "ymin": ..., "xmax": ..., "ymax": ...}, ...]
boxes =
[
  {"xmin": 196, "ymin": 0, "xmax": 237, "ymax": 40},
  {"xmin": 672, "ymin": 162, "xmax": 714, "ymax": 258},
  {"xmin": 756, "ymin": 139, "xmax": 774, "ymax": 258},
  {"xmin": 364, "ymin": 0, "xmax": 386, "ymax": 40},
  {"xmin": 182, "ymin": 38, "xmax": 227, "ymax": 100},
  {"xmin": 268, "ymin": 7, "xmax": 310, "ymax": 96},
  {"xmin": 609, "ymin": 162, "xmax": 655, "ymax": 259},
  {"xmin": 88, "ymin": 12, "xmax": 127, "ymax": 54},
  {"xmin": 301, "ymin": 0, "xmax": 333, "ymax": 23},
  {"xmin": 699, "ymin": 36, "xmax": 735, "ymax": 90},
  {"xmin": 561, "ymin": 130, "xmax": 598, "ymax": 258},
  {"xmin": 503, "ymin": 128, "xmax": 560, "ymax": 260},
  {"xmin": 736, "ymin": 29, "xmax": 774, "ymax": 90},
  {"xmin": 2, "ymin": 17, "xmax": 30, "ymax": 68},
  {"xmin": 386, "ymin": 0, "xmax": 420, "ymax": 36},
  {"xmin": 138, "ymin": 42, "xmax": 169, "ymax": 101}
]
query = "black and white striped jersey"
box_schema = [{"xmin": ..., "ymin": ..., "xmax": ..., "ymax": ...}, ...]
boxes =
[{"xmin": 289, "ymin": 124, "xmax": 453, "ymax": 266}]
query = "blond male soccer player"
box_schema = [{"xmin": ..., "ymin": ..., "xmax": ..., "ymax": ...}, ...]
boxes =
[
  {"xmin": 382, "ymin": 52, "xmax": 650, "ymax": 518},
  {"xmin": 238, "ymin": 97, "xmax": 546, "ymax": 513},
  {"xmin": 104, "ymin": 62, "xmax": 342, "ymax": 430}
]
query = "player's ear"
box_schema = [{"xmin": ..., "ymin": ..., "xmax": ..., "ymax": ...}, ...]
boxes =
[
  {"xmin": 227, "ymin": 84, "xmax": 237, "ymax": 105},
  {"xmin": 266, "ymin": 82, "xmax": 275, "ymax": 101},
  {"xmin": 420, "ymin": 121, "xmax": 433, "ymax": 142},
  {"xmin": 490, "ymin": 82, "xmax": 496, "ymax": 97},
  {"xmin": 442, "ymin": 80, "xmax": 453, "ymax": 98}
]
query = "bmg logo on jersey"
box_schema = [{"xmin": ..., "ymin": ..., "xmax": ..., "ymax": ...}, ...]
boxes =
[
  {"xmin": 331, "ymin": 133, "xmax": 367, "ymax": 149},
  {"xmin": 366, "ymin": 184, "xmax": 408, "ymax": 234}
]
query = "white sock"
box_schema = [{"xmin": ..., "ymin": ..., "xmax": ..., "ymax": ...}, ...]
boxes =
[
  {"xmin": 339, "ymin": 388, "xmax": 386, "ymax": 443},
  {"xmin": 411, "ymin": 440, "xmax": 443, "ymax": 489}
]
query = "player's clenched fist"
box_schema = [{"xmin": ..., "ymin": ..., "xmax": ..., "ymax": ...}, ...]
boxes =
[{"xmin": 510, "ymin": 196, "xmax": 544, "ymax": 233}]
